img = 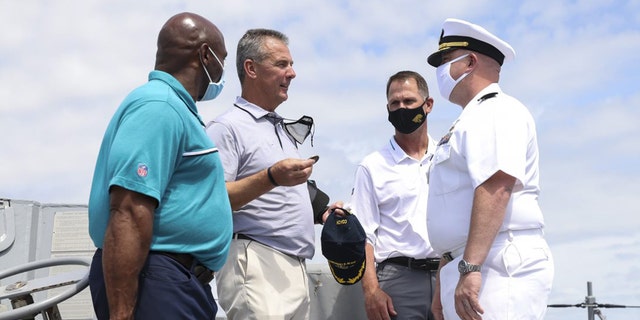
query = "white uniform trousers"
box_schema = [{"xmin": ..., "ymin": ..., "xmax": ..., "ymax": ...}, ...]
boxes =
[
  {"xmin": 216, "ymin": 238, "xmax": 310, "ymax": 320},
  {"xmin": 439, "ymin": 229, "xmax": 554, "ymax": 320}
]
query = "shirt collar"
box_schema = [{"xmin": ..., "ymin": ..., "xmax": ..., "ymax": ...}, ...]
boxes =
[
  {"xmin": 149, "ymin": 70, "xmax": 204, "ymax": 125},
  {"xmin": 387, "ymin": 134, "xmax": 436, "ymax": 164},
  {"xmin": 234, "ymin": 96, "xmax": 281, "ymax": 121}
]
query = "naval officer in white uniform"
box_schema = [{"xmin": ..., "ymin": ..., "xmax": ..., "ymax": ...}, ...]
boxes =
[{"xmin": 425, "ymin": 18, "xmax": 554, "ymax": 320}]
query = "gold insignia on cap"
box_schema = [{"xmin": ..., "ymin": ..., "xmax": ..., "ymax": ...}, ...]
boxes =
[
  {"xmin": 438, "ymin": 41, "xmax": 469, "ymax": 51},
  {"xmin": 345, "ymin": 263, "xmax": 366, "ymax": 284}
]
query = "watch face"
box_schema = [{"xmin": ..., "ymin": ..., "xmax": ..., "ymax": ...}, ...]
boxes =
[
  {"xmin": 458, "ymin": 259, "xmax": 481, "ymax": 274},
  {"xmin": 458, "ymin": 260, "xmax": 467, "ymax": 273}
]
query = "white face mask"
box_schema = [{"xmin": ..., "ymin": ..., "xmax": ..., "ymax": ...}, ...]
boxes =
[
  {"xmin": 199, "ymin": 47, "xmax": 225, "ymax": 101},
  {"xmin": 436, "ymin": 53, "xmax": 470, "ymax": 101}
]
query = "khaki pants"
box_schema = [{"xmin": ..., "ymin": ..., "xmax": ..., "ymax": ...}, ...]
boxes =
[{"xmin": 216, "ymin": 238, "xmax": 310, "ymax": 320}]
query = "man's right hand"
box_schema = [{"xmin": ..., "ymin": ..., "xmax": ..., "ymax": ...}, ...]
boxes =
[
  {"xmin": 269, "ymin": 158, "xmax": 315, "ymax": 186},
  {"xmin": 364, "ymin": 287, "xmax": 397, "ymax": 320},
  {"xmin": 226, "ymin": 157, "xmax": 315, "ymax": 210},
  {"xmin": 104, "ymin": 186, "xmax": 156, "ymax": 320}
]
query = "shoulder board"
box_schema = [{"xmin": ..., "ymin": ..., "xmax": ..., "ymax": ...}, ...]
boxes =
[{"xmin": 477, "ymin": 92, "xmax": 498, "ymax": 103}]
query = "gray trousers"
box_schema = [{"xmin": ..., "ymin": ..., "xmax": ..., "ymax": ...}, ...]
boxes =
[{"xmin": 377, "ymin": 262, "xmax": 437, "ymax": 320}]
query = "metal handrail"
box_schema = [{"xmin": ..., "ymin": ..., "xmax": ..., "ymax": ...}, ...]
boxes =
[{"xmin": 548, "ymin": 281, "xmax": 640, "ymax": 320}]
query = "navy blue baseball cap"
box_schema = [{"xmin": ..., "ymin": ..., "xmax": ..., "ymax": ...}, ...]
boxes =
[{"xmin": 321, "ymin": 208, "xmax": 366, "ymax": 285}]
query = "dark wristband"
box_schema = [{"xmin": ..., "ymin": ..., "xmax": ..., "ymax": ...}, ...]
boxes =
[{"xmin": 267, "ymin": 166, "xmax": 279, "ymax": 186}]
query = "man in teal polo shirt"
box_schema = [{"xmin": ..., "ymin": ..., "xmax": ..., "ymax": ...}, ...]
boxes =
[{"xmin": 87, "ymin": 12, "xmax": 231, "ymax": 319}]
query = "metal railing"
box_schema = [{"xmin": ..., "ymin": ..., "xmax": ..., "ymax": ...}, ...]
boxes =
[{"xmin": 548, "ymin": 281, "xmax": 640, "ymax": 320}]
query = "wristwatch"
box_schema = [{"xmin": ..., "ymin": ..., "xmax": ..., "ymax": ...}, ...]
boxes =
[{"xmin": 458, "ymin": 259, "xmax": 482, "ymax": 275}]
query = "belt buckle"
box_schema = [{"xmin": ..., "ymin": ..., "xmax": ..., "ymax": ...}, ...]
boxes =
[{"xmin": 412, "ymin": 259, "xmax": 428, "ymax": 270}]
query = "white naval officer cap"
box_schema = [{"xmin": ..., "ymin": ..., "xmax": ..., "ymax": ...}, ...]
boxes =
[{"xmin": 427, "ymin": 18, "xmax": 516, "ymax": 67}]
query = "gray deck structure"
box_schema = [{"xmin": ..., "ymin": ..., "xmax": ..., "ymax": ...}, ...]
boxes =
[{"xmin": 0, "ymin": 198, "xmax": 367, "ymax": 319}]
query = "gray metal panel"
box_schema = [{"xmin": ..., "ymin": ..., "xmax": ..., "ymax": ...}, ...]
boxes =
[
  {"xmin": 307, "ymin": 263, "xmax": 367, "ymax": 319},
  {"xmin": 0, "ymin": 199, "xmax": 41, "ymax": 283},
  {"xmin": 0, "ymin": 201, "xmax": 15, "ymax": 253},
  {"xmin": 0, "ymin": 199, "xmax": 95, "ymax": 319}
]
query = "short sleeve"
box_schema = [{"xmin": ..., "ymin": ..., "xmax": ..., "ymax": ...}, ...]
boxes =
[
  {"xmin": 350, "ymin": 164, "xmax": 380, "ymax": 245},
  {"xmin": 108, "ymin": 102, "xmax": 182, "ymax": 203},
  {"xmin": 463, "ymin": 104, "xmax": 527, "ymax": 189}
]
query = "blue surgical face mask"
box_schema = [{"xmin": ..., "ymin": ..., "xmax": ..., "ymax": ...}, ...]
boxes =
[{"xmin": 199, "ymin": 47, "xmax": 225, "ymax": 101}]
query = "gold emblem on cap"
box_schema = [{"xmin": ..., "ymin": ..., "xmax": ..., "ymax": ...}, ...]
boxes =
[
  {"xmin": 329, "ymin": 260, "xmax": 366, "ymax": 285},
  {"xmin": 439, "ymin": 41, "xmax": 469, "ymax": 51}
]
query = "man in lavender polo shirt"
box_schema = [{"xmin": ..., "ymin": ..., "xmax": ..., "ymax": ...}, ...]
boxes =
[{"xmin": 207, "ymin": 28, "xmax": 338, "ymax": 320}]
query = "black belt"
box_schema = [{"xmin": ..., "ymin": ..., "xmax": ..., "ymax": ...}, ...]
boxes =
[
  {"xmin": 153, "ymin": 251, "xmax": 194, "ymax": 269},
  {"xmin": 383, "ymin": 257, "xmax": 440, "ymax": 272},
  {"xmin": 152, "ymin": 251, "xmax": 214, "ymax": 285},
  {"xmin": 233, "ymin": 233, "xmax": 254, "ymax": 241}
]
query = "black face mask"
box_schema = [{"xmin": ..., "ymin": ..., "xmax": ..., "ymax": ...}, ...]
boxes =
[
  {"xmin": 387, "ymin": 102, "xmax": 426, "ymax": 134},
  {"xmin": 284, "ymin": 115, "xmax": 314, "ymax": 146}
]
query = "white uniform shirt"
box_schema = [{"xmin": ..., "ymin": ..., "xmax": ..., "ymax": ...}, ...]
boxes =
[
  {"xmin": 351, "ymin": 135, "xmax": 438, "ymax": 263},
  {"xmin": 427, "ymin": 83, "xmax": 545, "ymax": 254}
]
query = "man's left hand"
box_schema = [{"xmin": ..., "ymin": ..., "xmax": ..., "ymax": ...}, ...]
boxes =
[{"xmin": 321, "ymin": 201, "xmax": 345, "ymax": 223}]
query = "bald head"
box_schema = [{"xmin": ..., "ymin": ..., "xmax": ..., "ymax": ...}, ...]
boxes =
[
  {"xmin": 155, "ymin": 12, "xmax": 225, "ymax": 74},
  {"xmin": 152, "ymin": 12, "xmax": 226, "ymax": 102}
]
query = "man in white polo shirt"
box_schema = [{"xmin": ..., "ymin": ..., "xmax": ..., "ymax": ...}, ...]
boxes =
[
  {"xmin": 351, "ymin": 71, "xmax": 440, "ymax": 320},
  {"xmin": 425, "ymin": 19, "xmax": 554, "ymax": 320}
]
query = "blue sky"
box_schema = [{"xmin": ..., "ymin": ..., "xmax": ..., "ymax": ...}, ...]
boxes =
[{"xmin": 1, "ymin": 1, "xmax": 639, "ymax": 318}]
